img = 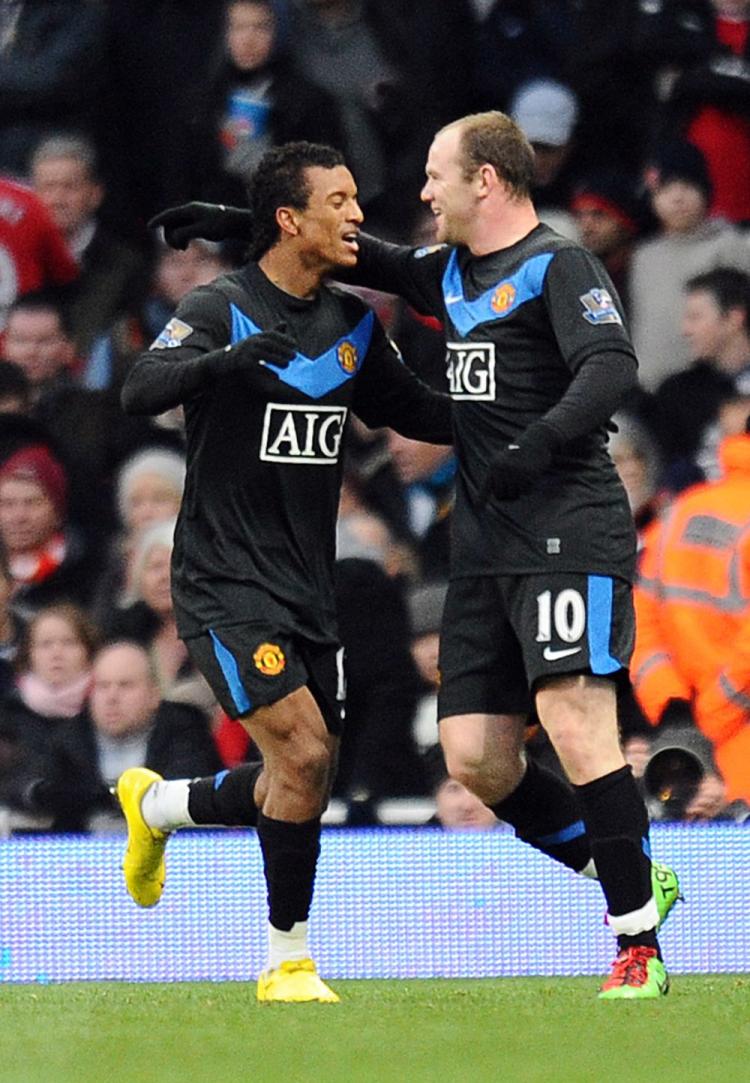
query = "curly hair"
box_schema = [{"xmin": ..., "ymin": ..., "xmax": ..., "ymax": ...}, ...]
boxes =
[{"xmin": 247, "ymin": 141, "xmax": 347, "ymax": 260}]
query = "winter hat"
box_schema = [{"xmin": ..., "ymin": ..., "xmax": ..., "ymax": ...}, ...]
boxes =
[
  {"xmin": 0, "ymin": 444, "xmax": 67, "ymax": 519},
  {"xmin": 510, "ymin": 79, "xmax": 579, "ymax": 147},
  {"xmin": 571, "ymin": 170, "xmax": 643, "ymax": 234}
]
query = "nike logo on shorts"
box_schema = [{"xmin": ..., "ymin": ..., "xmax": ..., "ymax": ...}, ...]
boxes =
[{"xmin": 542, "ymin": 645, "xmax": 582, "ymax": 661}]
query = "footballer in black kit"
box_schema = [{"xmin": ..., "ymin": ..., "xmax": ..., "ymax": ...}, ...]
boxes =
[
  {"xmin": 353, "ymin": 222, "xmax": 638, "ymax": 714},
  {"xmin": 117, "ymin": 141, "xmax": 453, "ymax": 1005},
  {"xmin": 123, "ymin": 261, "xmax": 451, "ymax": 729}
]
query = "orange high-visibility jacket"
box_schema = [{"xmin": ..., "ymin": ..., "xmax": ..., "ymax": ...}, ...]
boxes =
[{"xmin": 632, "ymin": 434, "xmax": 750, "ymax": 802}]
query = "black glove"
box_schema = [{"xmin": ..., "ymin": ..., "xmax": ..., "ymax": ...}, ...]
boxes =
[
  {"xmin": 479, "ymin": 422, "xmax": 560, "ymax": 503},
  {"xmin": 207, "ymin": 325, "xmax": 297, "ymax": 377},
  {"xmin": 148, "ymin": 202, "xmax": 253, "ymax": 250}
]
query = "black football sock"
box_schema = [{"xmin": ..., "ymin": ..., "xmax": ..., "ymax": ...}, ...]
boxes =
[
  {"xmin": 256, "ymin": 812, "xmax": 321, "ymax": 932},
  {"xmin": 187, "ymin": 763, "xmax": 262, "ymax": 826},
  {"xmin": 575, "ymin": 766, "xmax": 659, "ymax": 955},
  {"xmin": 491, "ymin": 759, "xmax": 592, "ymax": 873}
]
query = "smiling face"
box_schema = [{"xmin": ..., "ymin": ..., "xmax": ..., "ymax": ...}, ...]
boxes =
[
  {"xmin": 421, "ymin": 126, "xmax": 477, "ymax": 246},
  {"xmin": 289, "ymin": 164, "xmax": 363, "ymax": 272}
]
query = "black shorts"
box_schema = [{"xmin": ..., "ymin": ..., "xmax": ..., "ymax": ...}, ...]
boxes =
[
  {"xmin": 186, "ymin": 624, "xmax": 346, "ymax": 735},
  {"xmin": 438, "ymin": 572, "xmax": 634, "ymax": 719}
]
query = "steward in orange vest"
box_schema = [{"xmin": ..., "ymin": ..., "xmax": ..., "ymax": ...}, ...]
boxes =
[{"xmin": 632, "ymin": 433, "xmax": 750, "ymax": 802}]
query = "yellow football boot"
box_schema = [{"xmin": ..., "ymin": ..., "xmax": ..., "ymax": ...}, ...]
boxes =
[
  {"xmin": 116, "ymin": 767, "xmax": 168, "ymax": 908},
  {"xmin": 257, "ymin": 959, "xmax": 340, "ymax": 1003}
]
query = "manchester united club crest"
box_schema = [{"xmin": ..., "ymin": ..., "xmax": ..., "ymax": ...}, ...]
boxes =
[
  {"xmin": 253, "ymin": 642, "xmax": 286, "ymax": 676},
  {"xmin": 337, "ymin": 340, "xmax": 358, "ymax": 373},
  {"xmin": 491, "ymin": 282, "xmax": 516, "ymax": 314}
]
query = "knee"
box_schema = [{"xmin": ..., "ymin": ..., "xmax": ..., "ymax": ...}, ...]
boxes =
[
  {"xmin": 283, "ymin": 733, "xmax": 331, "ymax": 796},
  {"xmin": 442, "ymin": 743, "xmax": 523, "ymax": 804}
]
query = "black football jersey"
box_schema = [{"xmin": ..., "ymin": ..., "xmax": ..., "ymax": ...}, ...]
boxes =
[
  {"xmin": 355, "ymin": 224, "xmax": 638, "ymax": 581},
  {"xmin": 122, "ymin": 263, "xmax": 451, "ymax": 642}
]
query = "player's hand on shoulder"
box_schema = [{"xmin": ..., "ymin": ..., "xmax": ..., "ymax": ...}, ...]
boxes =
[
  {"xmin": 148, "ymin": 202, "xmax": 253, "ymax": 250},
  {"xmin": 213, "ymin": 324, "xmax": 298, "ymax": 376},
  {"xmin": 479, "ymin": 422, "xmax": 559, "ymax": 503}
]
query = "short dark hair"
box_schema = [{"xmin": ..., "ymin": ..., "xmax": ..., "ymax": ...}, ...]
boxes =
[
  {"xmin": 440, "ymin": 112, "xmax": 536, "ymax": 200},
  {"xmin": 6, "ymin": 292, "xmax": 74, "ymax": 339},
  {"xmin": 247, "ymin": 141, "xmax": 347, "ymax": 260},
  {"xmin": 685, "ymin": 267, "xmax": 750, "ymax": 319}
]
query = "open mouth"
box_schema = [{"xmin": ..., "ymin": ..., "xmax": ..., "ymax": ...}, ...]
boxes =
[{"xmin": 341, "ymin": 231, "xmax": 359, "ymax": 253}]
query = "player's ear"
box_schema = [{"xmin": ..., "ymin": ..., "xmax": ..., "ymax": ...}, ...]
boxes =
[{"xmin": 276, "ymin": 206, "xmax": 300, "ymax": 238}]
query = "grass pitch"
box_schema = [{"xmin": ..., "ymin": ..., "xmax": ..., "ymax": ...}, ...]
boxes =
[{"xmin": 1, "ymin": 975, "xmax": 747, "ymax": 1083}]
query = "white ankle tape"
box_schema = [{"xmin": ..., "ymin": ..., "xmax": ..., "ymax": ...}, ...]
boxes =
[{"xmin": 608, "ymin": 895, "xmax": 659, "ymax": 936}]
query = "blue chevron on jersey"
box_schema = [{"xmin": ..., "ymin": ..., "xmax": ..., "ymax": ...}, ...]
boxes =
[
  {"xmin": 441, "ymin": 250, "xmax": 555, "ymax": 335},
  {"xmin": 229, "ymin": 303, "xmax": 373, "ymax": 399}
]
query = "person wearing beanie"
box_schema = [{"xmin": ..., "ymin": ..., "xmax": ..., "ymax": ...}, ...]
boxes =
[
  {"xmin": 571, "ymin": 171, "xmax": 645, "ymax": 311},
  {"xmin": 0, "ymin": 443, "xmax": 96, "ymax": 616},
  {"xmin": 630, "ymin": 139, "xmax": 750, "ymax": 390}
]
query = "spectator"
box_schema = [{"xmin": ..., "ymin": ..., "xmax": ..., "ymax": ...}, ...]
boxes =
[
  {"xmin": 0, "ymin": 176, "xmax": 78, "ymax": 339},
  {"xmin": 657, "ymin": 0, "xmax": 750, "ymax": 225},
  {"xmin": 0, "ymin": 443, "xmax": 96, "ymax": 616},
  {"xmin": 607, "ymin": 411, "xmax": 665, "ymax": 545},
  {"xmin": 651, "ymin": 267, "xmax": 750, "ymax": 485},
  {"xmin": 509, "ymin": 78, "xmax": 581, "ymax": 239},
  {"xmin": 571, "ymin": 170, "xmax": 645, "ymax": 312},
  {"xmin": 91, "ymin": 447, "xmax": 186, "ymax": 625},
  {"xmin": 0, "ymin": 603, "xmax": 97, "ymax": 761},
  {"xmin": 104, "ymin": 519, "xmax": 215, "ymax": 715},
  {"xmin": 0, "ymin": 0, "xmax": 107, "ymax": 177},
  {"xmin": 632, "ymin": 425, "xmax": 750, "ymax": 804},
  {"xmin": 3, "ymin": 294, "xmax": 78, "ymax": 404},
  {"xmin": 83, "ymin": 238, "xmax": 233, "ymax": 393},
  {"xmin": 2, "ymin": 295, "xmax": 132, "ymax": 542},
  {"xmin": 210, "ymin": 0, "xmax": 345, "ymax": 201},
  {"xmin": 560, "ymin": 0, "xmax": 709, "ymax": 176},
  {"xmin": 31, "ymin": 640, "xmax": 223, "ymax": 832},
  {"xmin": 629, "ymin": 140, "xmax": 750, "ymax": 390},
  {"xmin": 31, "ymin": 135, "xmax": 148, "ymax": 354},
  {"xmin": 434, "ymin": 775, "xmax": 500, "ymax": 831}
]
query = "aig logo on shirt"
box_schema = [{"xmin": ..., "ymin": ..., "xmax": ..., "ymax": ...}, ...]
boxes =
[
  {"xmin": 260, "ymin": 404, "xmax": 348, "ymax": 464},
  {"xmin": 446, "ymin": 342, "xmax": 496, "ymax": 400}
]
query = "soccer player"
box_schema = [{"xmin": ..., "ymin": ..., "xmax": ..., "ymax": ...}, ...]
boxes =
[
  {"xmin": 117, "ymin": 142, "xmax": 451, "ymax": 1004},
  {"xmin": 150, "ymin": 115, "xmax": 682, "ymax": 999}
]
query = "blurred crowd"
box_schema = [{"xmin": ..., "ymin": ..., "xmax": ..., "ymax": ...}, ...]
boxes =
[{"xmin": 1, "ymin": 0, "xmax": 750, "ymax": 833}]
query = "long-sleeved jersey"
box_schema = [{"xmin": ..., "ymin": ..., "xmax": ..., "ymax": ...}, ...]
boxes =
[
  {"xmin": 122, "ymin": 262, "xmax": 451, "ymax": 643},
  {"xmin": 353, "ymin": 223, "xmax": 639, "ymax": 582}
]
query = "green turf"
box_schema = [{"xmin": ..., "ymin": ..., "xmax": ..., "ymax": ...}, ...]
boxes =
[{"xmin": 1, "ymin": 976, "xmax": 748, "ymax": 1083}]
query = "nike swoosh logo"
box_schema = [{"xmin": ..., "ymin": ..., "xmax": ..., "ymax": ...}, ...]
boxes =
[
  {"xmin": 542, "ymin": 646, "xmax": 582, "ymax": 661},
  {"xmin": 445, "ymin": 294, "xmax": 463, "ymax": 304}
]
